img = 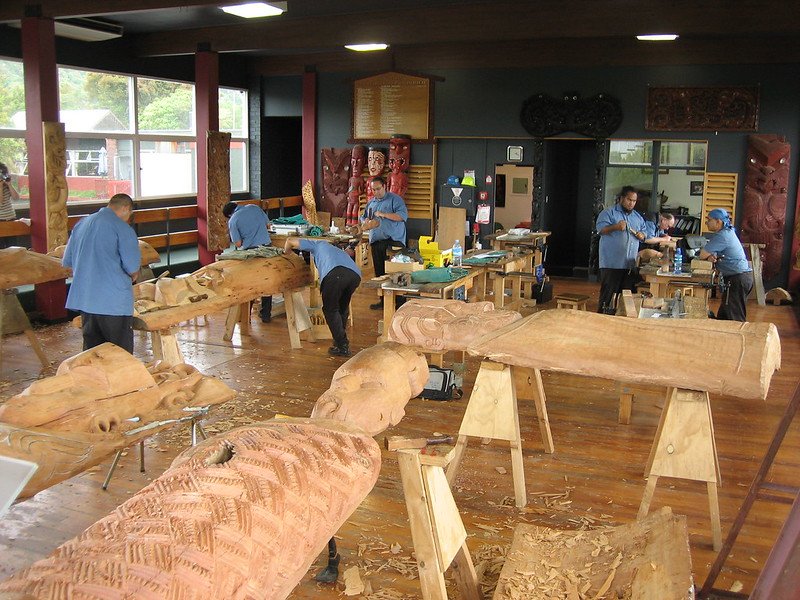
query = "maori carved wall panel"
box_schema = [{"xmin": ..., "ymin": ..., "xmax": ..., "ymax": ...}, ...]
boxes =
[
  {"xmin": 645, "ymin": 86, "xmax": 759, "ymax": 131},
  {"xmin": 42, "ymin": 122, "xmax": 68, "ymax": 252},
  {"xmin": 740, "ymin": 135, "xmax": 791, "ymax": 282},
  {"xmin": 0, "ymin": 247, "xmax": 71, "ymax": 288},
  {"xmin": 320, "ymin": 147, "xmax": 351, "ymax": 217},
  {"xmin": 346, "ymin": 145, "xmax": 366, "ymax": 226},
  {"xmin": 520, "ymin": 93, "xmax": 622, "ymax": 138},
  {"xmin": 0, "ymin": 421, "xmax": 381, "ymax": 599},
  {"xmin": 387, "ymin": 134, "xmax": 411, "ymax": 198},
  {"xmin": 791, "ymin": 171, "xmax": 800, "ymax": 291},
  {"xmin": 312, "ymin": 341, "xmax": 428, "ymax": 436},
  {"xmin": 206, "ymin": 131, "xmax": 232, "ymax": 252}
]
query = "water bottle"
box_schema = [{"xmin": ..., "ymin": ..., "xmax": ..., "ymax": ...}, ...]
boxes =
[
  {"xmin": 673, "ymin": 247, "xmax": 683, "ymax": 274},
  {"xmin": 452, "ymin": 240, "xmax": 463, "ymax": 267}
]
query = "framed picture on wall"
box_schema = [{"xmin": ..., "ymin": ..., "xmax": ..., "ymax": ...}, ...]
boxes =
[{"xmin": 690, "ymin": 180, "xmax": 704, "ymax": 196}]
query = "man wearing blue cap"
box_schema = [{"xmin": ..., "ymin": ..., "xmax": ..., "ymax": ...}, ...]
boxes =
[
  {"xmin": 595, "ymin": 186, "xmax": 648, "ymax": 313},
  {"xmin": 698, "ymin": 208, "xmax": 753, "ymax": 321}
]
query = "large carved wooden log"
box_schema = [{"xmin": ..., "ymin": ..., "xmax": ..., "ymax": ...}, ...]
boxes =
[
  {"xmin": 388, "ymin": 299, "xmax": 522, "ymax": 352},
  {"xmin": 0, "ymin": 247, "xmax": 71, "ymax": 288},
  {"xmin": 740, "ymin": 134, "xmax": 790, "ymax": 281},
  {"xmin": 133, "ymin": 252, "xmax": 312, "ymax": 331},
  {"xmin": 49, "ymin": 239, "xmax": 160, "ymax": 267},
  {"xmin": 0, "ymin": 420, "xmax": 381, "ymax": 600},
  {"xmin": 467, "ymin": 310, "xmax": 780, "ymax": 400},
  {"xmin": 42, "ymin": 121, "xmax": 69, "ymax": 252},
  {"xmin": 312, "ymin": 342, "xmax": 429, "ymax": 435},
  {"xmin": 0, "ymin": 343, "xmax": 235, "ymax": 499}
]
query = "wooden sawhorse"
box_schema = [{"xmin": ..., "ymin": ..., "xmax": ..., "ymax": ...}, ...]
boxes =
[
  {"xmin": 0, "ymin": 288, "xmax": 49, "ymax": 370},
  {"xmin": 637, "ymin": 387, "xmax": 722, "ymax": 550},
  {"xmin": 445, "ymin": 361, "xmax": 554, "ymax": 508}
]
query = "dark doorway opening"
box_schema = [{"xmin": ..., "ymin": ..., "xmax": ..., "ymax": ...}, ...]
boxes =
[
  {"xmin": 262, "ymin": 117, "xmax": 301, "ymax": 197},
  {"xmin": 542, "ymin": 139, "xmax": 596, "ymax": 278}
]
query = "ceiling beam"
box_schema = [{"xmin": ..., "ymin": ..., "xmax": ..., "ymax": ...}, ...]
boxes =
[
  {"xmin": 0, "ymin": 0, "xmax": 225, "ymax": 22},
  {"xmin": 131, "ymin": 0, "xmax": 800, "ymax": 57}
]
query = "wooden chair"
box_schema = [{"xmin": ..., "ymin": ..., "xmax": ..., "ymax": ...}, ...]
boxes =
[{"xmin": 554, "ymin": 292, "xmax": 589, "ymax": 310}]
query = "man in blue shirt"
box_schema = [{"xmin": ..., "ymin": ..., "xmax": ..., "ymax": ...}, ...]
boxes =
[
  {"xmin": 284, "ymin": 237, "xmax": 361, "ymax": 356},
  {"xmin": 223, "ymin": 201, "xmax": 273, "ymax": 322},
  {"xmin": 698, "ymin": 208, "xmax": 753, "ymax": 321},
  {"xmin": 360, "ymin": 175, "xmax": 408, "ymax": 310},
  {"xmin": 595, "ymin": 186, "xmax": 648, "ymax": 314},
  {"xmin": 62, "ymin": 193, "xmax": 141, "ymax": 353}
]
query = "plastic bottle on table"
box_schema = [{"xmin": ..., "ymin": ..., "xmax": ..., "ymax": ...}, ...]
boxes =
[
  {"xmin": 452, "ymin": 240, "xmax": 463, "ymax": 267},
  {"xmin": 673, "ymin": 247, "xmax": 683, "ymax": 274}
]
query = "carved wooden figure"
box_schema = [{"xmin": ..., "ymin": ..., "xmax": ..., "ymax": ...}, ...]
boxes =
[
  {"xmin": 387, "ymin": 134, "xmax": 411, "ymax": 198},
  {"xmin": 0, "ymin": 343, "xmax": 235, "ymax": 500},
  {"xmin": 0, "ymin": 420, "xmax": 381, "ymax": 600},
  {"xmin": 388, "ymin": 299, "xmax": 522, "ymax": 352},
  {"xmin": 206, "ymin": 131, "xmax": 233, "ymax": 252},
  {"xmin": 312, "ymin": 341, "xmax": 428, "ymax": 436},
  {"xmin": 740, "ymin": 134, "xmax": 791, "ymax": 281},
  {"xmin": 320, "ymin": 147, "xmax": 351, "ymax": 217},
  {"xmin": 301, "ymin": 179, "xmax": 319, "ymax": 225},
  {"xmin": 365, "ymin": 146, "xmax": 386, "ymax": 202},
  {"xmin": 346, "ymin": 145, "xmax": 366, "ymax": 226},
  {"xmin": 0, "ymin": 247, "xmax": 71, "ymax": 289},
  {"xmin": 132, "ymin": 252, "xmax": 312, "ymax": 331},
  {"xmin": 42, "ymin": 121, "xmax": 69, "ymax": 252}
]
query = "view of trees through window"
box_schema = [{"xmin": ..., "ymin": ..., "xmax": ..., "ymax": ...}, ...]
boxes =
[{"xmin": 0, "ymin": 57, "xmax": 248, "ymax": 207}]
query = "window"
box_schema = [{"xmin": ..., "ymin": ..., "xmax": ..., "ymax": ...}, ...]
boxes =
[
  {"xmin": 220, "ymin": 87, "xmax": 248, "ymax": 193},
  {"xmin": 0, "ymin": 58, "xmax": 28, "ymax": 208}
]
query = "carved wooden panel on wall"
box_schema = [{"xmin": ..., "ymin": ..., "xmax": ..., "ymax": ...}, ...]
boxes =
[
  {"xmin": 42, "ymin": 122, "xmax": 68, "ymax": 252},
  {"xmin": 645, "ymin": 86, "xmax": 759, "ymax": 131},
  {"xmin": 520, "ymin": 93, "xmax": 622, "ymax": 138},
  {"xmin": 206, "ymin": 130, "xmax": 232, "ymax": 252},
  {"xmin": 320, "ymin": 147, "xmax": 351, "ymax": 217},
  {"xmin": 741, "ymin": 134, "xmax": 790, "ymax": 282}
]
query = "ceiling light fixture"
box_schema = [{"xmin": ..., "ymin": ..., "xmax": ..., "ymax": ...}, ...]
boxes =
[
  {"xmin": 9, "ymin": 17, "xmax": 124, "ymax": 42},
  {"xmin": 221, "ymin": 2, "xmax": 286, "ymax": 18},
  {"xmin": 345, "ymin": 43, "xmax": 389, "ymax": 52},
  {"xmin": 636, "ymin": 34, "xmax": 679, "ymax": 41}
]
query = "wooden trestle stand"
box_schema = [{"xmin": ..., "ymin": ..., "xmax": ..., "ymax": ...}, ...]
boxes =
[
  {"xmin": 0, "ymin": 288, "xmax": 49, "ymax": 370},
  {"xmin": 446, "ymin": 361, "xmax": 553, "ymax": 508}
]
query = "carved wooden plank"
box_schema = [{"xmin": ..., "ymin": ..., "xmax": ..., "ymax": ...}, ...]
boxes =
[
  {"xmin": 468, "ymin": 310, "xmax": 781, "ymax": 400},
  {"xmin": 206, "ymin": 130, "xmax": 232, "ymax": 252},
  {"xmin": 42, "ymin": 121, "xmax": 69, "ymax": 252},
  {"xmin": 0, "ymin": 247, "xmax": 71, "ymax": 289}
]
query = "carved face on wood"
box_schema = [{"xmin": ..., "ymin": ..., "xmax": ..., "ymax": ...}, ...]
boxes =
[
  {"xmin": 367, "ymin": 147, "xmax": 386, "ymax": 177},
  {"xmin": 389, "ymin": 136, "xmax": 410, "ymax": 174},
  {"xmin": 351, "ymin": 145, "xmax": 366, "ymax": 175},
  {"xmin": 321, "ymin": 147, "xmax": 352, "ymax": 216}
]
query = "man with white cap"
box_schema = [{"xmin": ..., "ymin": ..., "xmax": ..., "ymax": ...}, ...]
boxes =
[{"xmin": 698, "ymin": 208, "xmax": 753, "ymax": 321}]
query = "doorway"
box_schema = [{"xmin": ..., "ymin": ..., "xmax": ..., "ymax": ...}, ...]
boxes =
[
  {"xmin": 542, "ymin": 140, "xmax": 596, "ymax": 278},
  {"xmin": 261, "ymin": 116, "xmax": 301, "ymax": 197},
  {"xmin": 494, "ymin": 164, "xmax": 534, "ymax": 231}
]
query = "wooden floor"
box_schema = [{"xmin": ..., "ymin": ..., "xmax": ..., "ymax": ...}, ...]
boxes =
[{"xmin": 1, "ymin": 277, "xmax": 799, "ymax": 598}]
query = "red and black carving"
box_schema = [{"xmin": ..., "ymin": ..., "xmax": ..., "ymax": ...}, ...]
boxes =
[
  {"xmin": 646, "ymin": 87, "xmax": 759, "ymax": 131},
  {"xmin": 740, "ymin": 134, "xmax": 790, "ymax": 282},
  {"xmin": 520, "ymin": 92, "xmax": 622, "ymax": 139},
  {"xmin": 387, "ymin": 134, "xmax": 411, "ymax": 198},
  {"xmin": 320, "ymin": 147, "xmax": 352, "ymax": 217},
  {"xmin": 346, "ymin": 145, "xmax": 366, "ymax": 226}
]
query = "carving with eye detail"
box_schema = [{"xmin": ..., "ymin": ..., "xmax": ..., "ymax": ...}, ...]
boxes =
[{"xmin": 320, "ymin": 147, "xmax": 352, "ymax": 217}]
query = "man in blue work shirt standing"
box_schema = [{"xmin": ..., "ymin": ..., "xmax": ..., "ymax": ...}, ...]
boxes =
[
  {"xmin": 360, "ymin": 175, "xmax": 408, "ymax": 310},
  {"xmin": 62, "ymin": 193, "xmax": 141, "ymax": 353},
  {"xmin": 595, "ymin": 186, "xmax": 648, "ymax": 314},
  {"xmin": 284, "ymin": 237, "xmax": 361, "ymax": 356},
  {"xmin": 222, "ymin": 201, "xmax": 273, "ymax": 322}
]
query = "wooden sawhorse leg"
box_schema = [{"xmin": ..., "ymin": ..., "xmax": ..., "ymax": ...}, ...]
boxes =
[
  {"xmin": 284, "ymin": 288, "xmax": 315, "ymax": 349},
  {"xmin": 0, "ymin": 288, "xmax": 50, "ymax": 369},
  {"xmin": 514, "ymin": 366, "xmax": 554, "ymax": 454},
  {"xmin": 151, "ymin": 328, "xmax": 184, "ymax": 366},
  {"xmin": 618, "ymin": 381, "xmax": 634, "ymax": 424},
  {"xmin": 396, "ymin": 449, "xmax": 481, "ymax": 600},
  {"xmin": 638, "ymin": 387, "xmax": 722, "ymax": 550},
  {"xmin": 445, "ymin": 360, "xmax": 528, "ymax": 508}
]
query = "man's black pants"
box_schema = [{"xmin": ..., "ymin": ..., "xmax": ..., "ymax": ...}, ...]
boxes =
[
  {"xmin": 370, "ymin": 239, "xmax": 395, "ymax": 277},
  {"xmin": 717, "ymin": 271, "xmax": 753, "ymax": 322},
  {"xmin": 320, "ymin": 266, "xmax": 361, "ymax": 348},
  {"xmin": 81, "ymin": 312, "xmax": 134, "ymax": 353},
  {"xmin": 598, "ymin": 268, "xmax": 639, "ymax": 314}
]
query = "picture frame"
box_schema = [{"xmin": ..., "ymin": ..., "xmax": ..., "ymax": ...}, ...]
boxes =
[{"xmin": 690, "ymin": 180, "xmax": 704, "ymax": 196}]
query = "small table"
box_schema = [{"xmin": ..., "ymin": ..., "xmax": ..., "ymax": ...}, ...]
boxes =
[
  {"xmin": 364, "ymin": 269, "xmax": 484, "ymax": 343},
  {"xmin": 642, "ymin": 267, "xmax": 713, "ymax": 302},
  {"xmin": 463, "ymin": 250, "xmax": 535, "ymax": 309}
]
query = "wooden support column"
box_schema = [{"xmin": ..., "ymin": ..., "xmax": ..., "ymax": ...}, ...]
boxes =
[
  {"xmin": 301, "ymin": 68, "xmax": 317, "ymax": 190},
  {"xmin": 195, "ymin": 46, "xmax": 219, "ymax": 266},
  {"xmin": 22, "ymin": 16, "xmax": 66, "ymax": 320}
]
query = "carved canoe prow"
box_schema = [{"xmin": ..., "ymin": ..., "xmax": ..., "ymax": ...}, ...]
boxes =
[
  {"xmin": 388, "ymin": 299, "xmax": 522, "ymax": 352},
  {"xmin": 467, "ymin": 310, "xmax": 781, "ymax": 400},
  {"xmin": 0, "ymin": 247, "xmax": 71, "ymax": 289},
  {"xmin": 0, "ymin": 420, "xmax": 381, "ymax": 600},
  {"xmin": 132, "ymin": 252, "xmax": 312, "ymax": 331}
]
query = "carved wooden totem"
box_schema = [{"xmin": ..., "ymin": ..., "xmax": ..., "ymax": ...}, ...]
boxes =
[
  {"xmin": 320, "ymin": 147, "xmax": 351, "ymax": 217},
  {"xmin": 206, "ymin": 130, "xmax": 233, "ymax": 252},
  {"xmin": 365, "ymin": 146, "xmax": 387, "ymax": 202},
  {"xmin": 740, "ymin": 134, "xmax": 791, "ymax": 282},
  {"xmin": 387, "ymin": 134, "xmax": 411, "ymax": 198},
  {"xmin": 42, "ymin": 122, "xmax": 69, "ymax": 252},
  {"xmin": 346, "ymin": 145, "xmax": 366, "ymax": 226}
]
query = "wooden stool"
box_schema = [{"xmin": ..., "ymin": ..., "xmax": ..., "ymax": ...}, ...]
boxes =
[{"xmin": 554, "ymin": 293, "xmax": 589, "ymax": 310}]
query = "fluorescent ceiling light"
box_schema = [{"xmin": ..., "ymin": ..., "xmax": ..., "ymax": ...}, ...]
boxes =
[
  {"xmin": 636, "ymin": 34, "xmax": 679, "ymax": 41},
  {"xmin": 345, "ymin": 43, "xmax": 389, "ymax": 52},
  {"xmin": 9, "ymin": 17, "xmax": 123, "ymax": 41},
  {"xmin": 221, "ymin": 2, "xmax": 285, "ymax": 18}
]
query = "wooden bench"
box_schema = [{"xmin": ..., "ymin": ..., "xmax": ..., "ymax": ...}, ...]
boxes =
[{"xmin": 554, "ymin": 292, "xmax": 589, "ymax": 310}]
